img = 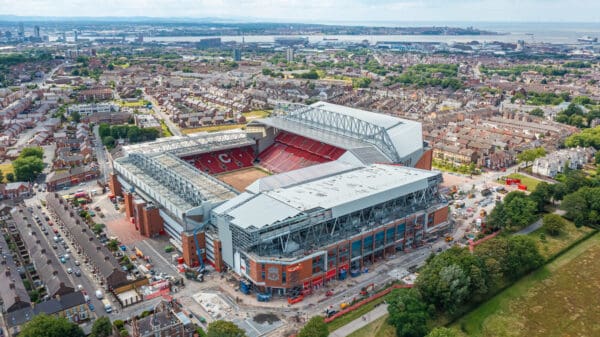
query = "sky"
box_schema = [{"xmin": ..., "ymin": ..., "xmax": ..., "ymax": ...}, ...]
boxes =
[{"xmin": 1, "ymin": 0, "xmax": 600, "ymax": 23}]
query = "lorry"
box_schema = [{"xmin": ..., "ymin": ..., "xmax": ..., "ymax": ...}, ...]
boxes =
[{"xmin": 102, "ymin": 299, "xmax": 112, "ymax": 313}]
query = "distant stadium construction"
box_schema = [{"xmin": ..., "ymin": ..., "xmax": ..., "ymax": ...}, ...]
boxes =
[{"xmin": 109, "ymin": 102, "xmax": 448, "ymax": 298}]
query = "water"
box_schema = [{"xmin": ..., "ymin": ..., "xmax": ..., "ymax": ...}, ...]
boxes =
[{"xmin": 55, "ymin": 22, "xmax": 600, "ymax": 44}]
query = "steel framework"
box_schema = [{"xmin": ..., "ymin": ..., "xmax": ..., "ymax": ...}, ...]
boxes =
[
  {"xmin": 230, "ymin": 175, "xmax": 444, "ymax": 258},
  {"xmin": 123, "ymin": 130, "xmax": 252, "ymax": 158},
  {"xmin": 275, "ymin": 103, "xmax": 401, "ymax": 162}
]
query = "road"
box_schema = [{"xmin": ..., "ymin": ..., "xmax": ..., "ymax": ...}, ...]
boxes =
[
  {"xmin": 92, "ymin": 125, "xmax": 110, "ymax": 185},
  {"xmin": 22, "ymin": 199, "xmax": 105, "ymax": 319},
  {"xmin": 143, "ymin": 91, "xmax": 183, "ymax": 136},
  {"xmin": 330, "ymin": 304, "xmax": 388, "ymax": 337}
]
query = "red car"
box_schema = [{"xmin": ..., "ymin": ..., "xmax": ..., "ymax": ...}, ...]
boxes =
[
  {"xmin": 53, "ymin": 228, "xmax": 59, "ymax": 234},
  {"xmin": 48, "ymin": 221, "xmax": 53, "ymax": 226}
]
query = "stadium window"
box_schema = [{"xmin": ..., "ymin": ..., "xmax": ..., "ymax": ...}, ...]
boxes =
[
  {"xmin": 282, "ymin": 271, "xmax": 286, "ymax": 284},
  {"xmin": 261, "ymin": 271, "xmax": 265, "ymax": 280}
]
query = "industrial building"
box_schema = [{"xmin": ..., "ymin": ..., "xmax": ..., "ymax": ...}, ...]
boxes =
[{"xmin": 109, "ymin": 102, "xmax": 448, "ymax": 296}]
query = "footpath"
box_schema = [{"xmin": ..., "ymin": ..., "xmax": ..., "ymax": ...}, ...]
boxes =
[{"xmin": 329, "ymin": 304, "xmax": 389, "ymax": 337}]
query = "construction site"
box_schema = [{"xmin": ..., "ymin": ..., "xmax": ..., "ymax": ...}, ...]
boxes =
[{"xmin": 108, "ymin": 101, "xmax": 451, "ymax": 306}]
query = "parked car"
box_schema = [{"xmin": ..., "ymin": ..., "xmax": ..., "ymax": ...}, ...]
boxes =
[
  {"xmin": 75, "ymin": 260, "xmax": 80, "ymax": 266},
  {"xmin": 88, "ymin": 303, "xmax": 95, "ymax": 311},
  {"xmin": 74, "ymin": 270, "xmax": 81, "ymax": 277},
  {"xmin": 67, "ymin": 268, "xmax": 73, "ymax": 274}
]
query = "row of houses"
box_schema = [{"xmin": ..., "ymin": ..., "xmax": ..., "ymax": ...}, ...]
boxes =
[{"xmin": 532, "ymin": 147, "xmax": 596, "ymax": 178}]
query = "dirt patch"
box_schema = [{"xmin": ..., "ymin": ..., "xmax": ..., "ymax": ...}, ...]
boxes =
[
  {"xmin": 253, "ymin": 313, "xmax": 280, "ymax": 324},
  {"xmin": 217, "ymin": 167, "xmax": 269, "ymax": 191}
]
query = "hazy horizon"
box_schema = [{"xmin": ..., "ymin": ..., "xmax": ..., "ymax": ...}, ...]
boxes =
[{"xmin": 1, "ymin": 0, "xmax": 600, "ymax": 23}]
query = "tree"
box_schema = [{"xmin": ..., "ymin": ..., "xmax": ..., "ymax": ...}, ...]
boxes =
[
  {"xmin": 529, "ymin": 182, "xmax": 554, "ymax": 211},
  {"xmin": 543, "ymin": 213, "xmax": 566, "ymax": 236},
  {"xmin": 20, "ymin": 147, "xmax": 44, "ymax": 159},
  {"xmin": 517, "ymin": 147, "xmax": 546, "ymax": 166},
  {"xmin": 91, "ymin": 317, "xmax": 112, "ymax": 337},
  {"xmin": 92, "ymin": 223, "xmax": 105, "ymax": 234},
  {"xmin": 106, "ymin": 239, "xmax": 119, "ymax": 252},
  {"xmin": 19, "ymin": 314, "xmax": 84, "ymax": 337},
  {"xmin": 6, "ymin": 172, "xmax": 15, "ymax": 182},
  {"xmin": 113, "ymin": 320, "xmax": 124, "ymax": 330},
  {"xmin": 488, "ymin": 191, "xmax": 538, "ymax": 231},
  {"xmin": 206, "ymin": 320, "xmax": 246, "ymax": 337},
  {"xmin": 529, "ymin": 107, "xmax": 544, "ymax": 117},
  {"xmin": 71, "ymin": 110, "xmax": 81, "ymax": 123},
  {"xmin": 387, "ymin": 288, "xmax": 431, "ymax": 337},
  {"xmin": 297, "ymin": 316, "xmax": 328, "ymax": 337},
  {"xmin": 426, "ymin": 327, "xmax": 463, "ymax": 337},
  {"xmin": 13, "ymin": 156, "xmax": 45, "ymax": 182},
  {"xmin": 504, "ymin": 236, "xmax": 544, "ymax": 280},
  {"xmin": 415, "ymin": 246, "xmax": 487, "ymax": 312}
]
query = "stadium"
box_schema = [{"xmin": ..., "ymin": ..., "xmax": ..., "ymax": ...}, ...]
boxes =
[{"xmin": 109, "ymin": 102, "xmax": 449, "ymax": 298}]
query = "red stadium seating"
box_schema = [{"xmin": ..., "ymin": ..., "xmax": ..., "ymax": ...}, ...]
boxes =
[
  {"xmin": 258, "ymin": 131, "xmax": 346, "ymax": 173},
  {"xmin": 184, "ymin": 146, "xmax": 256, "ymax": 175}
]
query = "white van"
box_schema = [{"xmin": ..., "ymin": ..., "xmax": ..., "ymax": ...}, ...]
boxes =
[{"xmin": 95, "ymin": 289, "xmax": 103, "ymax": 299}]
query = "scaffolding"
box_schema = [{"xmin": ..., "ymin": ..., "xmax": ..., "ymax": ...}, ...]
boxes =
[{"xmin": 230, "ymin": 174, "xmax": 444, "ymax": 258}]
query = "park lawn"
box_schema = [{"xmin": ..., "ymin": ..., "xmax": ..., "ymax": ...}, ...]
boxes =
[
  {"xmin": 348, "ymin": 315, "xmax": 396, "ymax": 337},
  {"xmin": 504, "ymin": 173, "xmax": 542, "ymax": 191},
  {"xmin": 182, "ymin": 124, "xmax": 244, "ymax": 134},
  {"xmin": 453, "ymin": 232, "xmax": 600, "ymax": 337},
  {"xmin": 327, "ymin": 295, "xmax": 391, "ymax": 332},
  {"xmin": 528, "ymin": 219, "xmax": 593, "ymax": 260},
  {"xmin": 242, "ymin": 110, "xmax": 270, "ymax": 119},
  {"xmin": 119, "ymin": 99, "xmax": 148, "ymax": 107},
  {"xmin": 0, "ymin": 162, "xmax": 14, "ymax": 176}
]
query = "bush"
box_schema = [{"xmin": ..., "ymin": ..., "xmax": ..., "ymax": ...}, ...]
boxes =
[
  {"xmin": 113, "ymin": 320, "xmax": 124, "ymax": 329},
  {"xmin": 119, "ymin": 329, "xmax": 129, "ymax": 337}
]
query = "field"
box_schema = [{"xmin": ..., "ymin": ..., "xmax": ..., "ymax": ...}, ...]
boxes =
[
  {"xmin": 0, "ymin": 162, "xmax": 14, "ymax": 176},
  {"xmin": 500, "ymin": 173, "xmax": 543, "ymax": 191},
  {"xmin": 242, "ymin": 110, "xmax": 270, "ymax": 120},
  {"xmin": 454, "ymin": 232, "xmax": 600, "ymax": 337},
  {"xmin": 217, "ymin": 167, "xmax": 270, "ymax": 191},
  {"xmin": 119, "ymin": 99, "xmax": 149, "ymax": 107},
  {"xmin": 528, "ymin": 219, "xmax": 593, "ymax": 260},
  {"xmin": 182, "ymin": 124, "xmax": 244, "ymax": 134}
]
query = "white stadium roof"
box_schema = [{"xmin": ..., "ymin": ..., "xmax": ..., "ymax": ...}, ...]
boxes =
[{"xmin": 213, "ymin": 164, "xmax": 440, "ymax": 230}]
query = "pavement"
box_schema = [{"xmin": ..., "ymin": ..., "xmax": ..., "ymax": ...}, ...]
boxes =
[
  {"xmin": 143, "ymin": 92, "xmax": 182, "ymax": 136},
  {"xmin": 515, "ymin": 218, "xmax": 543, "ymax": 235},
  {"xmin": 329, "ymin": 304, "xmax": 389, "ymax": 337}
]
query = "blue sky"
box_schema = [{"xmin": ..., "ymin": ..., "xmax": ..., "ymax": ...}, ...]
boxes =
[{"xmin": 1, "ymin": 0, "xmax": 599, "ymax": 22}]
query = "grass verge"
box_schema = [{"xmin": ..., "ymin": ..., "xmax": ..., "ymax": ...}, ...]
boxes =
[{"xmin": 327, "ymin": 295, "xmax": 391, "ymax": 332}]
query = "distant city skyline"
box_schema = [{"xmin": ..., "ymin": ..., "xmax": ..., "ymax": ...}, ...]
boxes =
[{"xmin": 0, "ymin": 0, "xmax": 599, "ymax": 23}]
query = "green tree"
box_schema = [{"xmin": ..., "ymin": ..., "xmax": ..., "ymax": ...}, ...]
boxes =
[
  {"xmin": 387, "ymin": 288, "xmax": 431, "ymax": 337},
  {"xmin": 92, "ymin": 223, "xmax": 105, "ymax": 234},
  {"xmin": 297, "ymin": 316, "xmax": 328, "ymax": 337},
  {"xmin": 426, "ymin": 327, "xmax": 463, "ymax": 337},
  {"xmin": 91, "ymin": 317, "xmax": 112, "ymax": 337},
  {"xmin": 543, "ymin": 213, "xmax": 566, "ymax": 236},
  {"xmin": 106, "ymin": 239, "xmax": 119, "ymax": 252},
  {"xmin": 13, "ymin": 156, "xmax": 44, "ymax": 182},
  {"xmin": 71, "ymin": 110, "xmax": 81, "ymax": 123},
  {"xmin": 489, "ymin": 191, "xmax": 538, "ymax": 231},
  {"xmin": 113, "ymin": 320, "xmax": 124, "ymax": 330},
  {"xmin": 102, "ymin": 136, "xmax": 116, "ymax": 148},
  {"xmin": 517, "ymin": 147, "xmax": 546, "ymax": 166},
  {"xmin": 206, "ymin": 320, "xmax": 246, "ymax": 337},
  {"xmin": 529, "ymin": 107, "xmax": 544, "ymax": 117},
  {"xmin": 529, "ymin": 182, "xmax": 554, "ymax": 211},
  {"xmin": 20, "ymin": 147, "xmax": 44, "ymax": 159},
  {"xmin": 6, "ymin": 172, "xmax": 15, "ymax": 182},
  {"xmin": 19, "ymin": 314, "xmax": 84, "ymax": 337}
]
